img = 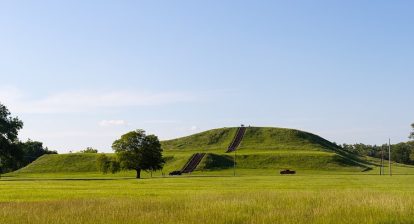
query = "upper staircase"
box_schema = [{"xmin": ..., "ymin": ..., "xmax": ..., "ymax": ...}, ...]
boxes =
[{"xmin": 226, "ymin": 126, "xmax": 247, "ymax": 153}]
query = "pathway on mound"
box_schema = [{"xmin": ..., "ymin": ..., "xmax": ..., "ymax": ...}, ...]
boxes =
[
  {"xmin": 226, "ymin": 126, "xmax": 247, "ymax": 153},
  {"xmin": 181, "ymin": 153, "xmax": 206, "ymax": 173}
]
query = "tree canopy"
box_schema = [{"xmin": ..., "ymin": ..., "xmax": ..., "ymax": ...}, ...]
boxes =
[
  {"xmin": 96, "ymin": 154, "xmax": 120, "ymax": 174},
  {"xmin": 410, "ymin": 123, "xmax": 414, "ymax": 139},
  {"xmin": 0, "ymin": 103, "xmax": 54, "ymax": 173},
  {"xmin": 0, "ymin": 104, "xmax": 23, "ymax": 143},
  {"xmin": 112, "ymin": 130, "xmax": 164, "ymax": 178},
  {"xmin": 80, "ymin": 147, "xmax": 98, "ymax": 153},
  {"xmin": 0, "ymin": 103, "xmax": 24, "ymax": 172},
  {"xmin": 18, "ymin": 140, "xmax": 57, "ymax": 167}
]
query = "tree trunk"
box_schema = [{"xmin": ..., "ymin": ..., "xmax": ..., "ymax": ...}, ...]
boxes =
[{"xmin": 136, "ymin": 169, "xmax": 141, "ymax": 179}]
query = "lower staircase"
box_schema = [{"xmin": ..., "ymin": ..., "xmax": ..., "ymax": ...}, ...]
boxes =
[
  {"xmin": 181, "ymin": 153, "xmax": 206, "ymax": 173},
  {"xmin": 226, "ymin": 126, "xmax": 247, "ymax": 153}
]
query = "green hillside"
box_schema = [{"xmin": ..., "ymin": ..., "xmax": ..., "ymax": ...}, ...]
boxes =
[
  {"xmin": 239, "ymin": 127, "xmax": 340, "ymax": 151},
  {"xmin": 162, "ymin": 127, "xmax": 340, "ymax": 152},
  {"xmin": 12, "ymin": 127, "xmax": 376, "ymax": 175},
  {"xmin": 13, "ymin": 153, "xmax": 191, "ymax": 174},
  {"xmin": 15, "ymin": 153, "xmax": 101, "ymax": 173},
  {"xmin": 162, "ymin": 127, "xmax": 237, "ymax": 151}
]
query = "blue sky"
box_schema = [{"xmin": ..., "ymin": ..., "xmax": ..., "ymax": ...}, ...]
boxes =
[{"xmin": 0, "ymin": 1, "xmax": 413, "ymax": 152}]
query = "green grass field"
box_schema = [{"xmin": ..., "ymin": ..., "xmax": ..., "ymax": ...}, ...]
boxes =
[
  {"xmin": 2, "ymin": 127, "xmax": 414, "ymax": 223},
  {"xmin": 1, "ymin": 173, "xmax": 414, "ymax": 224}
]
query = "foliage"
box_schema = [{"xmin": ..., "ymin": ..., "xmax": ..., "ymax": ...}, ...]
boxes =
[
  {"xmin": 0, "ymin": 103, "xmax": 23, "ymax": 173},
  {"xmin": 392, "ymin": 143, "xmax": 412, "ymax": 164},
  {"xmin": 112, "ymin": 130, "xmax": 164, "ymax": 178},
  {"xmin": 410, "ymin": 123, "xmax": 414, "ymax": 139},
  {"xmin": 342, "ymin": 142, "xmax": 414, "ymax": 165},
  {"xmin": 80, "ymin": 147, "xmax": 98, "ymax": 153},
  {"xmin": 0, "ymin": 103, "xmax": 23, "ymax": 143},
  {"xmin": 18, "ymin": 140, "xmax": 57, "ymax": 167},
  {"xmin": 96, "ymin": 154, "xmax": 120, "ymax": 174},
  {"xmin": 0, "ymin": 103, "xmax": 54, "ymax": 173},
  {"xmin": 341, "ymin": 143, "xmax": 384, "ymax": 158}
]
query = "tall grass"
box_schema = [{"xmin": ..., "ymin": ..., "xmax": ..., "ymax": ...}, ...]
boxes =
[{"xmin": 1, "ymin": 175, "xmax": 414, "ymax": 223}]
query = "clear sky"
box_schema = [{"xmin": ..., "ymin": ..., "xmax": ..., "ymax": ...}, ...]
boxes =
[{"xmin": 0, "ymin": 1, "xmax": 413, "ymax": 152}]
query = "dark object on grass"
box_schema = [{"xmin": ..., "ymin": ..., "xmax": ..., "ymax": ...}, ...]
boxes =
[
  {"xmin": 169, "ymin": 170, "xmax": 182, "ymax": 176},
  {"xmin": 280, "ymin": 169, "xmax": 296, "ymax": 175}
]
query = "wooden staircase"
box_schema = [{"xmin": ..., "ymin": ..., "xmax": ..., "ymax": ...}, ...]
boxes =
[
  {"xmin": 226, "ymin": 126, "xmax": 247, "ymax": 153},
  {"xmin": 180, "ymin": 153, "xmax": 206, "ymax": 173}
]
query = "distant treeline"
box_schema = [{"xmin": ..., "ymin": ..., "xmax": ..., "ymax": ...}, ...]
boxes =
[
  {"xmin": 341, "ymin": 141, "xmax": 414, "ymax": 165},
  {"xmin": 1, "ymin": 140, "xmax": 57, "ymax": 173},
  {"xmin": 340, "ymin": 123, "xmax": 414, "ymax": 165},
  {"xmin": 0, "ymin": 103, "xmax": 57, "ymax": 174}
]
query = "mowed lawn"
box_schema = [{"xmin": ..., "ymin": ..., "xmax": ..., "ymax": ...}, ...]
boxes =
[{"xmin": 1, "ymin": 173, "xmax": 414, "ymax": 224}]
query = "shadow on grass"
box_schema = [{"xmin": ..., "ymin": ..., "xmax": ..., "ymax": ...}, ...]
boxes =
[{"xmin": 0, "ymin": 177, "xmax": 136, "ymax": 181}]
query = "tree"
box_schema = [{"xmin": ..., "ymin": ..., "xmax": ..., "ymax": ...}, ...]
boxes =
[
  {"xmin": 112, "ymin": 130, "xmax": 164, "ymax": 179},
  {"xmin": 391, "ymin": 143, "xmax": 412, "ymax": 164},
  {"xmin": 18, "ymin": 140, "xmax": 57, "ymax": 167},
  {"xmin": 0, "ymin": 103, "xmax": 23, "ymax": 173},
  {"xmin": 80, "ymin": 147, "xmax": 98, "ymax": 153},
  {"xmin": 96, "ymin": 154, "xmax": 120, "ymax": 174},
  {"xmin": 410, "ymin": 123, "xmax": 414, "ymax": 139}
]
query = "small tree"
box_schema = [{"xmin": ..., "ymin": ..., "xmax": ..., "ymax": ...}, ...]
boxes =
[
  {"xmin": 112, "ymin": 130, "xmax": 164, "ymax": 179},
  {"xmin": 80, "ymin": 147, "xmax": 98, "ymax": 153},
  {"xmin": 410, "ymin": 123, "xmax": 414, "ymax": 140},
  {"xmin": 96, "ymin": 154, "xmax": 120, "ymax": 174}
]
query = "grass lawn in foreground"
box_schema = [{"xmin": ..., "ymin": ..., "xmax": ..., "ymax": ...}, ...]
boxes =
[{"xmin": 1, "ymin": 173, "xmax": 414, "ymax": 224}]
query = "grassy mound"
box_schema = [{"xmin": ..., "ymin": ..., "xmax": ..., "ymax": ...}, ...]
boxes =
[
  {"xmin": 162, "ymin": 127, "xmax": 340, "ymax": 152},
  {"xmin": 12, "ymin": 127, "xmax": 373, "ymax": 175}
]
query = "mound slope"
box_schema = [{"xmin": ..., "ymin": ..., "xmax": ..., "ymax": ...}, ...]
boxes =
[
  {"xmin": 13, "ymin": 127, "xmax": 371, "ymax": 174},
  {"xmin": 15, "ymin": 153, "xmax": 101, "ymax": 173},
  {"xmin": 162, "ymin": 127, "xmax": 340, "ymax": 152}
]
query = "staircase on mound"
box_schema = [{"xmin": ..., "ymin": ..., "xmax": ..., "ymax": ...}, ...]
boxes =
[
  {"xmin": 181, "ymin": 153, "xmax": 206, "ymax": 173},
  {"xmin": 226, "ymin": 126, "xmax": 247, "ymax": 153}
]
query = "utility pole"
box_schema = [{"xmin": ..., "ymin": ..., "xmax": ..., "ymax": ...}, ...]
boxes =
[
  {"xmin": 380, "ymin": 145, "xmax": 383, "ymax": 175},
  {"xmin": 389, "ymin": 138, "xmax": 392, "ymax": 176}
]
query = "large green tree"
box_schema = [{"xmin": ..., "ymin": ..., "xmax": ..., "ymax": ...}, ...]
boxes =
[
  {"xmin": 112, "ymin": 130, "xmax": 164, "ymax": 178},
  {"xmin": 391, "ymin": 143, "xmax": 412, "ymax": 164},
  {"xmin": 0, "ymin": 103, "xmax": 23, "ymax": 172}
]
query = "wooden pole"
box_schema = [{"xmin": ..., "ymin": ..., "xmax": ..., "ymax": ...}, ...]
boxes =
[
  {"xmin": 389, "ymin": 139, "xmax": 392, "ymax": 176},
  {"xmin": 380, "ymin": 146, "xmax": 383, "ymax": 175}
]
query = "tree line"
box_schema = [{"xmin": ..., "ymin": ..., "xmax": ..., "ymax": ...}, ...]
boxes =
[
  {"xmin": 0, "ymin": 103, "xmax": 56, "ymax": 173},
  {"xmin": 341, "ymin": 124, "xmax": 414, "ymax": 165}
]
